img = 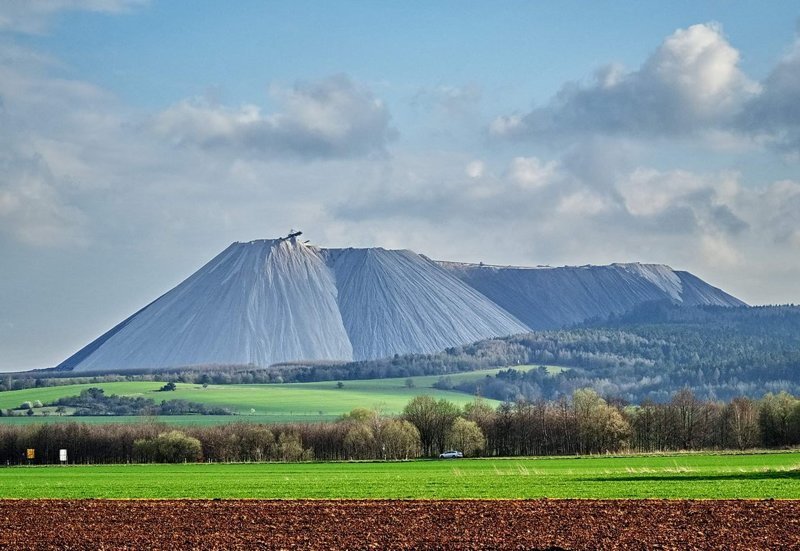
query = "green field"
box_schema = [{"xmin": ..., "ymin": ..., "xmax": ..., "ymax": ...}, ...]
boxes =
[
  {"xmin": 1, "ymin": 452, "xmax": 799, "ymax": 499},
  {"xmin": 0, "ymin": 365, "xmax": 561, "ymax": 424}
]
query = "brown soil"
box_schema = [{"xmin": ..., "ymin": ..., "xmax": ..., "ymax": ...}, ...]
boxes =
[{"xmin": 0, "ymin": 500, "xmax": 797, "ymax": 550}]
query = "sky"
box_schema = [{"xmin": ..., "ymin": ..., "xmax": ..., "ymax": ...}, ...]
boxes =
[{"xmin": 1, "ymin": 1, "xmax": 799, "ymax": 371}]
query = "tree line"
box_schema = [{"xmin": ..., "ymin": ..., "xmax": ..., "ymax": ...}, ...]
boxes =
[{"xmin": 4, "ymin": 389, "xmax": 800, "ymax": 464}]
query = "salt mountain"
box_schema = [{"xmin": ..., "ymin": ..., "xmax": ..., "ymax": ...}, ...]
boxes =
[{"xmin": 59, "ymin": 234, "xmax": 744, "ymax": 372}]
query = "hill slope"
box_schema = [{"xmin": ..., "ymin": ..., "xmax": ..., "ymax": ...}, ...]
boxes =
[
  {"xmin": 326, "ymin": 248, "xmax": 528, "ymax": 359},
  {"xmin": 438, "ymin": 261, "xmax": 744, "ymax": 329},
  {"xmin": 60, "ymin": 239, "xmax": 353, "ymax": 372}
]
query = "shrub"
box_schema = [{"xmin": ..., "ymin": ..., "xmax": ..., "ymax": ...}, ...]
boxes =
[{"xmin": 134, "ymin": 430, "xmax": 202, "ymax": 463}]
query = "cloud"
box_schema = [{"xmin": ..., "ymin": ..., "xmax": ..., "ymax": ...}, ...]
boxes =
[
  {"xmin": 411, "ymin": 84, "xmax": 482, "ymax": 117},
  {"xmin": 556, "ymin": 190, "xmax": 613, "ymax": 216},
  {"xmin": 751, "ymin": 179, "xmax": 800, "ymax": 245},
  {"xmin": 736, "ymin": 40, "xmax": 800, "ymax": 154},
  {"xmin": 154, "ymin": 75, "xmax": 396, "ymax": 160},
  {"xmin": 490, "ymin": 22, "xmax": 800, "ymax": 156},
  {"xmin": 0, "ymin": 151, "xmax": 86, "ymax": 246},
  {"xmin": 508, "ymin": 157, "xmax": 559, "ymax": 190},
  {"xmin": 491, "ymin": 23, "xmax": 758, "ymax": 141},
  {"xmin": 465, "ymin": 160, "xmax": 485, "ymax": 179},
  {"xmin": 617, "ymin": 168, "xmax": 710, "ymax": 217},
  {"xmin": 0, "ymin": 0, "xmax": 147, "ymax": 34}
]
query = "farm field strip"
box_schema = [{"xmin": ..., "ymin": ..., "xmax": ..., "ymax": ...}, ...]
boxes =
[
  {"xmin": 0, "ymin": 365, "xmax": 562, "ymax": 423},
  {"xmin": 2, "ymin": 453, "xmax": 800, "ymax": 499},
  {"xmin": 0, "ymin": 413, "xmax": 329, "ymax": 425},
  {"xmin": 0, "ymin": 381, "xmax": 480, "ymax": 421}
]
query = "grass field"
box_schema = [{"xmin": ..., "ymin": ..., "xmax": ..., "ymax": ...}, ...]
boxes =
[
  {"xmin": 0, "ymin": 365, "xmax": 561, "ymax": 424},
  {"xmin": 1, "ymin": 452, "xmax": 798, "ymax": 499}
]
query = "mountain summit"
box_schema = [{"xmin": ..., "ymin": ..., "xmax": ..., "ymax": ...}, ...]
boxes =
[{"xmin": 58, "ymin": 233, "xmax": 744, "ymax": 372}]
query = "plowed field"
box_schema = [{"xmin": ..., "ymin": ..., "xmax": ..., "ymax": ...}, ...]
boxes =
[{"xmin": 1, "ymin": 499, "xmax": 797, "ymax": 550}]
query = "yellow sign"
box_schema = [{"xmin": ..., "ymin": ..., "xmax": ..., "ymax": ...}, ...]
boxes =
[{"xmin": 26, "ymin": 448, "xmax": 35, "ymax": 460}]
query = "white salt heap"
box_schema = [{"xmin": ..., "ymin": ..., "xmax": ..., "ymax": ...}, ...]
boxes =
[{"xmin": 60, "ymin": 235, "xmax": 745, "ymax": 372}]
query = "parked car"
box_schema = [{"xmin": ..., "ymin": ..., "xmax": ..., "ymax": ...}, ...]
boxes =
[{"xmin": 439, "ymin": 450, "xmax": 463, "ymax": 459}]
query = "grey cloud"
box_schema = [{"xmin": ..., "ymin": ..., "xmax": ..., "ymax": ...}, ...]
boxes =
[
  {"xmin": 154, "ymin": 75, "xmax": 396, "ymax": 160},
  {"xmin": 709, "ymin": 204, "xmax": 749, "ymax": 235},
  {"xmin": 0, "ymin": 151, "xmax": 86, "ymax": 246},
  {"xmin": 753, "ymin": 180, "xmax": 800, "ymax": 245},
  {"xmin": 737, "ymin": 42, "xmax": 800, "ymax": 153}
]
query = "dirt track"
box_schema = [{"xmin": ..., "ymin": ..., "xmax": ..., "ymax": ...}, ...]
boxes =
[{"xmin": 1, "ymin": 499, "xmax": 797, "ymax": 550}]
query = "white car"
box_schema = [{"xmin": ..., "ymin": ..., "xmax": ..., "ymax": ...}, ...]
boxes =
[{"xmin": 439, "ymin": 450, "xmax": 463, "ymax": 459}]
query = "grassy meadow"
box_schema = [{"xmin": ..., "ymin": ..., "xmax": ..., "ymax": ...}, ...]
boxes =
[
  {"xmin": 0, "ymin": 365, "xmax": 562, "ymax": 424},
  {"xmin": 1, "ymin": 452, "xmax": 799, "ymax": 499}
]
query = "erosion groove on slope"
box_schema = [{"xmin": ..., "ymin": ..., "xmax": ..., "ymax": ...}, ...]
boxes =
[
  {"xmin": 65, "ymin": 239, "xmax": 352, "ymax": 372},
  {"xmin": 325, "ymin": 248, "xmax": 529, "ymax": 360},
  {"xmin": 438, "ymin": 261, "xmax": 745, "ymax": 330}
]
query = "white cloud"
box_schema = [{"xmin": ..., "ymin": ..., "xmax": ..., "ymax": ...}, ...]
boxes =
[
  {"xmin": 616, "ymin": 168, "xmax": 749, "ymax": 238},
  {"xmin": 491, "ymin": 23, "xmax": 758, "ymax": 140},
  {"xmin": 154, "ymin": 75, "xmax": 395, "ymax": 160},
  {"xmin": 556, "ymin": 190, "xmax": 612, "ymax": 216},
  {"xmin": 465, "ymin": 160, "xmax": 485, "ymax": 179},
  {"xmin": 489, "ymin": 114, "xmax": 523, "ymax": 138},
  {"xmin": 508, "ymin": 157, "xmax": 559, "ymax": 190},
  {"xmin": 490, "ymin": 23, "xmax": 800, "ymax": 157},
  {"xmin": 646, "ymin": 23, "xmax": 756, "ymax": 113},
  {"xmin": 701, "ymin": 234, "xmax": 742, "ymax": 267},
  {"xmin": 617, "ymin": 168, "xmax": 709, "ymax": 216}
]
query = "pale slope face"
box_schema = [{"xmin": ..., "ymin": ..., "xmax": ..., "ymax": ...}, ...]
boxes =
[
  {"xmin": 65, "ymin": 239, "xmax": 353, "ymax": 372},
  {"xmin": 325, "ymin": 248, "xmax": 530, "ymax": 360},
  {"xmin": 438, "ymin": 261, "xmax": 745, "ymax": 330},
  {"xmin": 673, "ymin": 271, "xmax": 748, "ymax": 307}
]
